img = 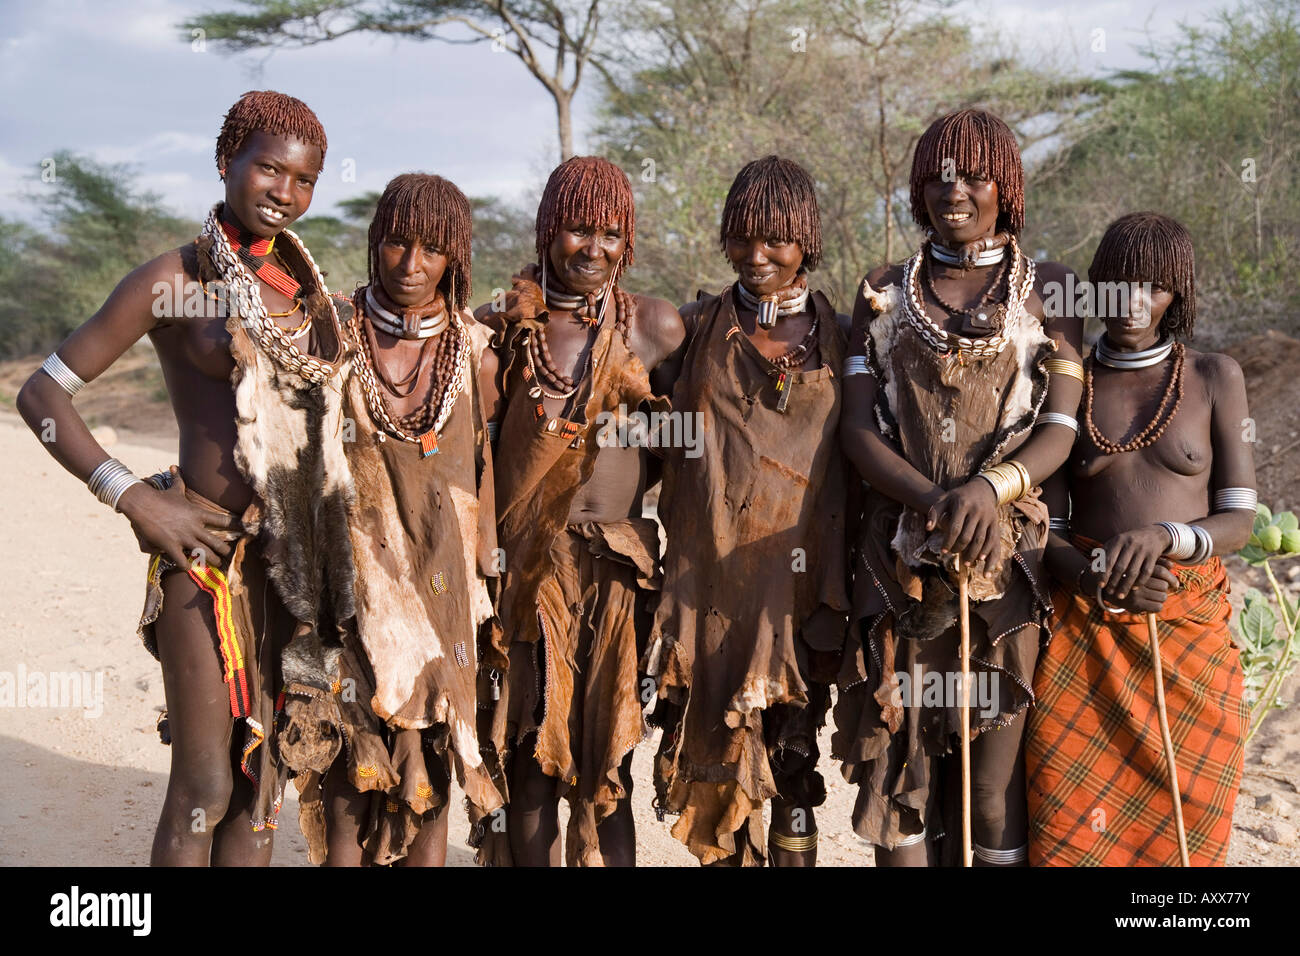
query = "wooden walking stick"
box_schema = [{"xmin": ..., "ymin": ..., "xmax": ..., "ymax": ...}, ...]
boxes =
[
  {"xmin": 1145, "ymin": 611, "xmax": 1191, "ymax": 866},
  {"xmin": 956, "ymin": 555, "xmax": 973, "ymax": 867}
]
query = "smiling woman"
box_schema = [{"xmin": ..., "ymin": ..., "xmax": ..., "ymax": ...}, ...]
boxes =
[
  {"xmin": 15, "ymin": 89, "xmax": 354, "ymax": 868},
  {"xmin": 473, "ymin": 155, "xmax": 686, "ymax": 867},
  {"xmin": 216, "ymin": 90, "xmax": 326, "ymax": 236},
  {"xmin": 646, "ymin": 155, "xmax": 851, "ymax": 868},
  {"xmin": 833, "ymin": 108, "xmax": 1085, "ymax": 868}
]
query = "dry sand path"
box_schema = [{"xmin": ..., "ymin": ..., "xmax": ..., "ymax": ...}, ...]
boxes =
[{"xmin": 0, "ymin": 411, "xmax": 1295, "ymax": 867}]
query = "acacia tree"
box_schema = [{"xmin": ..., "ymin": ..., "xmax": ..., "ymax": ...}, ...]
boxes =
[
  {"xmin": 183, "ymin": 0, "xmax": 606, "ymax": 160},
  {"xmin": 1030, "ymin": 0, "xmax": 1300, "ymax": 341},
  {"xmin": 593, "ymin": 0, "xmax": 1092, "ymax": 306}
]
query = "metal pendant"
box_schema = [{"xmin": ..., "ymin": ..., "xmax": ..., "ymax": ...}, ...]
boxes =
[
  {"xmin": 775, "ymin": 371, "xmax": 792, "ymax": 413},
  {"xmin": 758, "ymin": 299, "xmax": 779, "ymax": 329}
]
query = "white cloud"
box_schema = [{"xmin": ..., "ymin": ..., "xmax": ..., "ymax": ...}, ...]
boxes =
[{"xmin": 91, "ymin": 131, "xmax": 212, "ymax": 165}]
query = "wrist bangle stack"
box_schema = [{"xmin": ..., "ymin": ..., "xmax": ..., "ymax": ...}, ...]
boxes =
[
  {"xmin": 1157, "ymin": 521, "xmax": 1195, "ymax": 559},
  {"xmin": 1187, "ymin": 525, "xmax": 1213, "ymax": 564},
  {"xmin": 1049, "ymin": 517, "xmax": 1070, "ymax": 533},
  {"xmin": 486, "ymin": 420, "xmax": 500, "ymax": 446},
  {"xmin": 1157, "ymin": 520, "xmax": 1213, "ymax": 564},
  {"xmin": 86, "ymin": 458, "xmax": 143, "ymax": 511},
  {"xmin": 1045, "ymin": 358, "xmax": 1085, "ymax": 383},
  {"xmin": 1213, "ymin": 487, "xmax": 1257, "ymax": 512},
  {"xmin": 977, "ymin": 459, "xmax": 1032, "ymax": 505},
  {"xmin": 843, "ymin": 355, "xmax": 872, "ymax": 378},
  {"xmin": 1036, "ymin": 411, "xmax": 1078, "ymax": 433},
  {"xmin": 40, "ymin": 352, "xmax": 87, "ymax": 397}
]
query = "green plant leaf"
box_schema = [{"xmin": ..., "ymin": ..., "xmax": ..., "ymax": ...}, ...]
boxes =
[
  {"xmin": 1240, "ymin": 598, "xmax": 1278, "ymax": 649},
  {"xmin": 1238, "ymin": 543, "xmax": 1270, "ymax": 565},
  {"xmin": 1273, "ymin": 511, "xmax": 1298, "ymax": 533}
]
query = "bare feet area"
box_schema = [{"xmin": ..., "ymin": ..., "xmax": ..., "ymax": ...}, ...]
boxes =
[{"xmin": 1, "ymin": 336, "xmax": 1297, "ymax": 865}]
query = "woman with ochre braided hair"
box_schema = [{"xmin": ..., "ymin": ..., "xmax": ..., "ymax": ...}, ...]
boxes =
[
  {"xmin": 1026, "ymin": 212, "xmax": 1255, "ymax": 866},
  {"xmin": 17, "ymin": 90, "xmax": 353, "ymax": 865},
  {"xmin": 644, "ymin": 155, "xmax": 851, "ymax": 867},
  {"xmin": 474, "ymin": 156, "xmax": 686, "ymax": 866},
  {"xmin": 832, "ymin": 109, "xmax": 1085, "ymax": 867},
  {"xmin": 295, "ymin": 173, "xmax": 505, "ymax": 866}
]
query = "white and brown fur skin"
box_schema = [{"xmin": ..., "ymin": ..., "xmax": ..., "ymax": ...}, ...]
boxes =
[
  {"xmin": 862, "ymin": 274, "xmax": 1052, "ymax": 602},
  {"xmin": 291, "ymin": 307, "xmax": 502, "ymax": 865},
  {"xmin": 224, "ymin": 270, "xmax": 357, "ymax": 774},
  {"xmin": 341, "ymin": 314, "xmax": 497, "ymax": 789}
]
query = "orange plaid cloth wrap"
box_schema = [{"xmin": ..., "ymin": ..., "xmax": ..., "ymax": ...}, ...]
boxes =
[{"xmin": 1026, "ymin": 549, "xmax": 1248, "ymax": 866}]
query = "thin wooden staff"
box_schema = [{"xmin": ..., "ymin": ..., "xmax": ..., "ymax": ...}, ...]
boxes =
[
  {"xmin": 956, "ymin": 554, "xmax": 973, "ymax": 867},
  {"xmin": 1145, "ymin": 611, "xmax": 1191, "ymax": 866}
]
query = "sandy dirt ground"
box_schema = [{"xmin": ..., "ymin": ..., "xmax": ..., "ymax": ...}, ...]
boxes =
[{"xmin": 0, "ymin": 409, "xmax": 1296, "ymax": 867}]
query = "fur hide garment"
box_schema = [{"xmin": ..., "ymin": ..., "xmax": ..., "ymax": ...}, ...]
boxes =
[{"xmin": 200, "ymin": 227, "xmax": 359, "ymax": 777}]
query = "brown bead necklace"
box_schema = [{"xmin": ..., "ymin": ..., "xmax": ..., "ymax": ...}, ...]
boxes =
[
  {"xmin": 350, "ymin": 288, "xmax": 468, "ymax": 443},
  {"xmin": 767, "ymin": 315, "xmax": 821, "ymax": 370},
  {"xmin": 1083, "ymin": 341, "xmax": 1186, "ymax": 455},
  {"xmin": 528, "ymin": 286, "xmax": 634, "ymax": 398}
]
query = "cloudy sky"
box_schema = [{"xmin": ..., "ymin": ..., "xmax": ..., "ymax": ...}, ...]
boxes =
[{"xmin": 0, "ymin": 0, "xmax": 1231, "ymax": 224}]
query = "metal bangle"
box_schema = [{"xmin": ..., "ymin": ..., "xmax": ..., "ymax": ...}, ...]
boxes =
[
  {"xmin": 895, "ymin": 828, "xmax": 927, "ymax": 848},
  {"xmin": 1096, "ymin": 583, "xmax": 1128, "ymax": 615},
  {"xmin": 40, "ymin": 352, "xmax": 87, "ymax": 397},
  {"xmin": 1187, "ymin": 524, "xmax": 1213, "ymax": 564},
  {"xmin": 1036, "ymin": 411, "xmax": 1078, "ymax": 433},
  {"xmin": 1049, "ymin": 517, "xmax": 1070, "ymax": 532},
  {"xmin": 486, "ymin": 420, "xmax": 499, "ymax": 445},
  {"xmin": 1010, "ymin": 459, "xmax": 1032, "ymax": 497},
  {"xmin": 769, "ymin": 830, "xmax": 819, "ymax": 852},
  {"xmin": 1213, "ymin": 487, "xmax": 1257, "ymax": 512},
  {"xmin": 843, "ymin": 354, "xmax": 871, "ymax": 377},
  {"xmin": 1157, "ymin": 521, "xmax": 1196, "ymax": 560},
  {"xmin": 977, "ymin": 470, "xmax": 1010, "ymax": 505},
  {"xmin": 1044, "ymin": 358, "xmax": 1085, "ymax": 383},
  {"xmin": 86, "ymin": 457, "xmax": 144, "ymax": 511},
  {"xmin": 973, "ymin": 842, "xmax": 1027, "ymax": 864}
]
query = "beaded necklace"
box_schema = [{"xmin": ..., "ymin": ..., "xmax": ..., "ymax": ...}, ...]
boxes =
[
  {"xmin": 526, "ymin": 284, "xmax": 633, "ymax": 401},
  {"xmin": 201, "ymin": 205, "xmax": 337, "ymax": 385},
  {"xmin": 1083, "ymin": 339, "xmax": 1186, "ymax": 455},
  {"xmin": 349, "ymin": 287, "xmax": 470, "ymax": 456},
  {"xmin": 220, "ymin": 215, "xmax": 302, "ymax": 298},
  {"xmin": 922, "ymin": 247, "xmax": 1011, "ymax": 330},
  {"xmin": 900, "ymin": 234, "xmax": 1035, "ymax": 357}
]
